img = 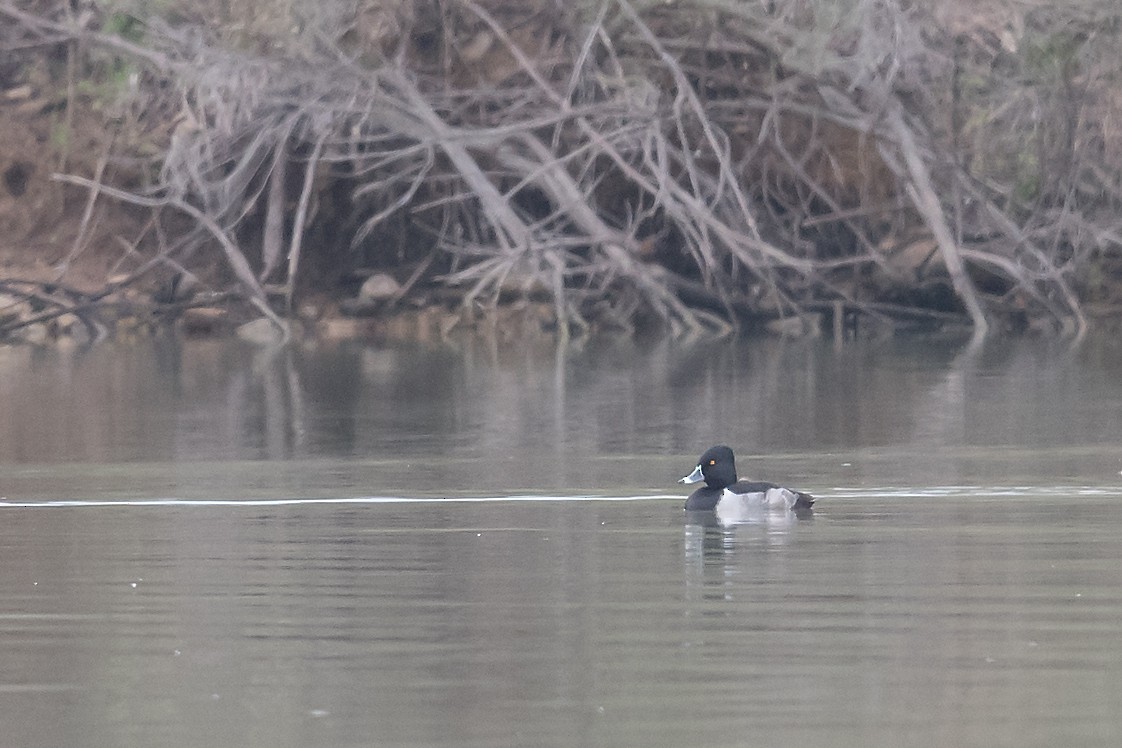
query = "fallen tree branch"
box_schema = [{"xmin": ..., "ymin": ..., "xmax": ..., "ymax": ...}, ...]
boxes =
[
  {"xmin": 884, "ymin": 105, "xmax": 989, "ymax": 336},
  {"xmin": 51, "ymin": 173, "xmax": 288, "ymax": 336}
]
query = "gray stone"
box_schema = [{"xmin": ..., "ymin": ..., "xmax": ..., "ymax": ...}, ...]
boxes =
[
  {"xmin": 358, "ymin": 273, "xmax": 402, "ymax": 302},
  {"xmin": 235, "ymin": 317, "xmax": 288, "ymax": 345}
]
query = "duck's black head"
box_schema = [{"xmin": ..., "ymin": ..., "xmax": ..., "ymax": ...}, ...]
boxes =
[{"xmin": 679, "ymin": 445, "xmax": 738, "ymax": 490}]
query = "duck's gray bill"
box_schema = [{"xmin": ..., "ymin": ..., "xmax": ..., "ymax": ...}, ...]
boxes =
[{"xmin": 679, "ymin": 465, "xmax": 704, "ymax": 484}]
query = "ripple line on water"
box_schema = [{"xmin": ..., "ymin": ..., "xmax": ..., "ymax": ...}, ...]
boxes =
[
  {"xmin": 1, "ymin": 486, "xmax": 1116, "ymax": 508},
  {"xmin": 0, "ymin": 494, "xmax": 685, "ymax": 508}
]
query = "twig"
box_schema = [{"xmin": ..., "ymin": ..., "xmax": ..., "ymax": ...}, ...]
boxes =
[
  {"xmin": 56, "ymin": 138, "xmax": 112, "ymax": 280},
  {"xmin": 284, "ymin": 134, "xmax": 325, "ymax": 314},
  {"xmin": 885, "ymin": 105, "xmax": 989, "ymax": 337},
  {"xmin": 259, "ymin": 122, "xmax": 293, "ymax": 282},
  {"xmin": 52, "ymin": 173, "xmax": 288, "ymax": 336}
]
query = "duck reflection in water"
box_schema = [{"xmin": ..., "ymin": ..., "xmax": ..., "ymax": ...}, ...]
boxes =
[
  {"xmin": 679, "ymin": 445, "xmax": 814, "ymax": 528},
  {"xmin": 682, "ymin": 506, "xmax": 802, "ymax": 603}
]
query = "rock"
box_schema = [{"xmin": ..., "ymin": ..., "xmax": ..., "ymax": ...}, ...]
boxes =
[
  {"xmin": 497, "ymin": 272, "xmax": 550, "ymax": 298},
  {"xmin": 318, "ymin": 317, "xmax": 368, "ymax": 340},
  {"xmin": 296, "ymin": 301, "xmax": 322, "ymax": 321},
  {"xmin": 235, "ymin": 317, "xmax": 287, "ymax": 345},
  {"xmin": 18, "ymin": 322, "xmax": 49, "ymax": 345},
  {"xmin": 765, "ymin": 313, "xmax": 822, "ymax": 338},
  {"xmin": 180, "ymin": 307, "xmax": 228, "ymax": 336},
  {"xmin": 358, "ymin": 273, "xmax": 402, "ymax": 302},
  {"xmin": 54, "ymin": 322, "xmax": 91, "ymax": 349},
  {"xmin": 0, "ymin": 294, "xmax": 27, "ymax": 325},
  {"xmin": 337, "ymin": 297, "xmax": 379, "ymax": 317},
  {"xmin": 53, "ymin": 313, "xmax": 80, "ymax": 334}
]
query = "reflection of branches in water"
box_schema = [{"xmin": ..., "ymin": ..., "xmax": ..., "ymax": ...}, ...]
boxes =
[{"xmin": 1, "ymin": 0, "xmax": 1112, "ymax": 337}]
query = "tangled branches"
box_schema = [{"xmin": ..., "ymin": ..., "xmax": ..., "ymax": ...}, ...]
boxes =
[{"xmin": 4, "ymin": 0, "xmax": 1120, "ymax": 339}]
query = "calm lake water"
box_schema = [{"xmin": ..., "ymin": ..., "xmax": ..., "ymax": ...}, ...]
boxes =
[{"xmin": 1, "ymin": 332, "xmax": 1122, "ymax": 746}]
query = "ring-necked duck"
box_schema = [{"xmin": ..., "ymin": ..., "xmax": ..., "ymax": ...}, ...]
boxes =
[{"xmin": 679, "ymin": 445, "xmax": 815, "ymax": 512}]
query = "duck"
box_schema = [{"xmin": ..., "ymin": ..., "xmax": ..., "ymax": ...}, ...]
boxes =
[{"xmin": 679, "ymin": 445, "xmax": 814, "ymax": 513}]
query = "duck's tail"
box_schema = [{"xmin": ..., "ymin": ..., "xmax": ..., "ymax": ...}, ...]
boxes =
[{"xmin": 792, "ymin": 491, "xmax": 815, "ymax": 511}]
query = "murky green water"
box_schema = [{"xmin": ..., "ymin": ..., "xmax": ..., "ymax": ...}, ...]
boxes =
[{"xmin": 1, "ymin": 333, "xmax": 1122, "ymax": 746}]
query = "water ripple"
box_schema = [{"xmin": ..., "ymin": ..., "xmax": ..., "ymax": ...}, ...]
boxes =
[
  {"xmin": 0, "ymin": 485, "xmax": 1118, "ymax": 508},
  {"xmin": 0, "ymin": 494, "xmax": 684, "ymax": 508}
]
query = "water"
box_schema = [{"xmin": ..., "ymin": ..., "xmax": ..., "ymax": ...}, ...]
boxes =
[{"xmin": 1, "ymin": 333, "xmax": 1122, "ymax": 746}]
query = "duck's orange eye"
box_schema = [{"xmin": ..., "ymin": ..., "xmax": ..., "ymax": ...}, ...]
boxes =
[{"xmin": 708, "ymin": 459, "xmax": 716, "ymax": 465}]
